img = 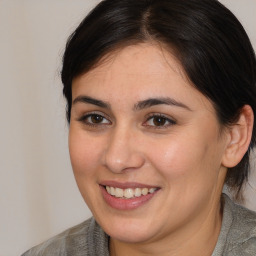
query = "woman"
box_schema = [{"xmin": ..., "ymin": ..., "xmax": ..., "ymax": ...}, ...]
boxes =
[{"xmin": 23, "ymin": 0, "xmax": 256, "ymax": 255}]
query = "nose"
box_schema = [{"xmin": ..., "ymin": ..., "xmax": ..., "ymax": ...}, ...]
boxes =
[{"xmin": 103, "ymin": 126, "xmax": 145, "ymax": 174}]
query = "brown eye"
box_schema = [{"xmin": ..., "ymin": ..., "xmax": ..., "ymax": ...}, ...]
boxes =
[
  {"xmin": 90, "ymin": 114, "xmax": 104, "ymax": 123},
  {"xmin": 79, "ymin": 113, "xmax": 111, "ymax": 126},
  {"xmin": 152, "ymin": 116, "xmax": 167, "ymax": 126},
  {"xmin": 144, "ymin": 114, "xmax": 176, "ymax": 128}
]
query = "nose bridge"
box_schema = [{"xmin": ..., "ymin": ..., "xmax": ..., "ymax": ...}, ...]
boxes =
[{"xmin": 103, "ymin": 124, "xmax": 144, "ymax": 173}]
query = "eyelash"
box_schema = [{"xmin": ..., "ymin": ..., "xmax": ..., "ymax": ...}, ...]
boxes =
[
  {"xmin": 78, "ymin": 112, "xmax": 111, "ymax": 127},
  {"xmin": 143, "ymin": 113, "xmax": 176, "ymax": 129},
  {"xmin": 78, "ymin": 112, "xmax": 176, "ymax": 129}
]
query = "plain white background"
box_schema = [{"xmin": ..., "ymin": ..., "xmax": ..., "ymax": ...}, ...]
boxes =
[{"xmin": 0, "ymin": 1, "xmax": 255, "ymax": 255}]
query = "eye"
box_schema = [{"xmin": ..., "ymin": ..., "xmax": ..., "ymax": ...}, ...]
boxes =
[
  {"xmin": 79, "ymin": 113, "xmax": 111, "ymax": 126},
  {"xmin": 144, "ymin": 114, "xmax": 176, "ymax": 128}
]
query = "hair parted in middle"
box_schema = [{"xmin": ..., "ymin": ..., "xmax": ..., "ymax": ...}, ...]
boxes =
[{"xmin": 61, "ymin": 0, "xmax": 256, "ymax": 198}]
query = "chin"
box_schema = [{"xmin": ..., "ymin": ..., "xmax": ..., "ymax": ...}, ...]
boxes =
[
  {"xmin": 109, "ymin": 229, "xmax": 153, "ymax": 244},
  {"xmin": 99, "ymin": 215, "xmax": 158, "ymax": 243}
]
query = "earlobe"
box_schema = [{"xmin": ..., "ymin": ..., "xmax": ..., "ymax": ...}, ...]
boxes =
[{"xmin": 222, "ymin": 105, "xmax": 254, "ymax": 168}]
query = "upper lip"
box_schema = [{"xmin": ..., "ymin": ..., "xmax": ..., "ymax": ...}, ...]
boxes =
[{"xmin": 100, "ymin": 180, "xmax": 160, "ymax": 189}]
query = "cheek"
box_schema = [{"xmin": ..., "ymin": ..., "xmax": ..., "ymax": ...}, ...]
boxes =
[
  {"xmin": 68, "ymin": 128, "xmax": 106, "ymax": 211},
  {"xmin": 68, "ymin": 129, "xmax": 103, "ymax": 178},
  {"xmin": 146, "ymin": 133, "xmax": 224, "ymax": 220},
  {"xmin": 146, "ymin": 132, "xmax": 220, "ymax": 188}
]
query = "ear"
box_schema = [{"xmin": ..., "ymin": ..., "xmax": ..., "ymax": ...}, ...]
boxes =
[{"xmin": 222, "ymin": 105, "xmax": 254, "ymax": 168}]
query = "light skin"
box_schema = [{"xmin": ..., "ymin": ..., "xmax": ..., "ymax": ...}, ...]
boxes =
[{"xmin": 69, "ymin": 43, "xmax": 253, "ymax": 256}]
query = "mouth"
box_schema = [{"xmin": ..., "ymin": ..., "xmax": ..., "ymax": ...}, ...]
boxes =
[
  {"xmin": 105, "ymin": 186, "xmax": 158, "ymax": 199},
  {"xmin": 100, "ymin": 182, "xmax": 160, "ymax": 210}
]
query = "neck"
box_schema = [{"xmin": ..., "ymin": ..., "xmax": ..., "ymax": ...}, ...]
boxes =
[{"xmin": 109, "ymin": 198, "xmax": 223, "ymax": 256}]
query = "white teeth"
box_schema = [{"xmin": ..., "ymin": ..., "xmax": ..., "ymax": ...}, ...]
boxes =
[
  {"xmin": 142, "ymin": 188, "xmax": 148, "ymax": 195},
  {"xmin": 149, "ymin": 188, "xmax": 156, "ymax": 194},
  {"xmin": 115, "ymin": 188, "xmax": 124, "ymax": 198},
  {"xmin": 110, "ymin": 187, "xmax": 115, "ymax": 196},
  {"xmin": 106, "ymin": 186, "xmax": 111, "ymax": 194},
  {"xmin": 105, "ymin": 186, "xmax": 157, "ymax": 199},
  {"xmin": 124, "ymin": 188, "xmax": 134, "ymax": 198},
  {"xmin": 134, "ymin": 188, "xmax": 142, "ymax": 197}
]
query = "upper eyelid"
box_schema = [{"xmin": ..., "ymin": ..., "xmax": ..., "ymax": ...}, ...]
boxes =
[
  {"xmin": 81, "ymin": 111, "xmax": 109, "ymax": 118},
  {"xmin": 145, "ymin": 113, "xmax": 176, "ymax": 122},
  {"xmin": 142, "ymin": 115, "xmax": 176, "ymax": 130},
  {"xmin": 78, "ymin": 111, "xmax": 111, "ymax": 122},
  {"xmin": 77, "ymin": 111, "xmax": 176, "ymax": 125}
]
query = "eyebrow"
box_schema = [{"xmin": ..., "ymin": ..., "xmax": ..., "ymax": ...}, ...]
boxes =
[
  {"xmin": 72, "ymin": 95, "xmax": 111, "ymax": 109},
  {"xmin": 72, "ymin": 95, "xmax": 191, "ymax": 111},
  {"xmin": 134, "ymin": 97, "xmax": 192, "ymax": 111}
]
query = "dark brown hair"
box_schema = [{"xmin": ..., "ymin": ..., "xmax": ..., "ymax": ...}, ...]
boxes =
[{"xmin": 61, "ymin": 0, "xmax": 256, "ymax": 198}]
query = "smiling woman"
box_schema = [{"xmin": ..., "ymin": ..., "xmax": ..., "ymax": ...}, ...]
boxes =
[{"xmin": 22, "ymin": 0, "xmax": 256, "ymax": 255}]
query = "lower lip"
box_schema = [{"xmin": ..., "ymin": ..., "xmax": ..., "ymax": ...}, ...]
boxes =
[{"xmin": 100, "ymin": 186, "xmax": 159, "ymax": 210}]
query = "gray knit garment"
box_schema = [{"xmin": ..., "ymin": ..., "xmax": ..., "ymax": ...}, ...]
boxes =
[{"xmin": 22, "ymin": 194, "xmax": 256, "ymax": 256}]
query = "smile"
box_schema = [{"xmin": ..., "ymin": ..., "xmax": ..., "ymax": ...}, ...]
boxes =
[
  {"xmin": 105, "ymin": 186, "xmax": 157, "ymax": 199},
  {"xmin": 100, "ymin": 183, "xmax": 160, "ymax": 210}
]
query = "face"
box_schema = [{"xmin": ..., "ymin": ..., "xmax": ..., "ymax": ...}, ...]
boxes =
[{"xmin": 69, "ymin": 44, "xmax": 228, "ymax": 244}]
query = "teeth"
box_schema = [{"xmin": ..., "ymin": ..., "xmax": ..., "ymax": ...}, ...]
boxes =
[
  {"xmin": 124, "ymin": 188, "xmax": 134, "ymax": 198},
  {"xmin": 134, "ymin": 188, "xmax": 142, "ymax": 197},
  {"xmin": 142, "ymin": 188, "xmax": 148, "ymax": 195},
  {"xmin": 105, "ymin": 186, "xmax": 157, "ymax": 199},
  {"xmin": 149, "ymin": 188, "xmax": 155, "ymax": 194},
  {"xmin": 115, "ymin": 188, "xmax": 124, "ymax": 198},
  {"xmin": 110, "ymin": 187, "xmax": 115, "ymax": 196},
  {"xmin": 106, "ymin": 186, "xmax": 111, "ymax": 194}
]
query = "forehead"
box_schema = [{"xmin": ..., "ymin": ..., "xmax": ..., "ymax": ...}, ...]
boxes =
[
  {"xmin": 72, "ymin": 43, "xmax": 212, "ymax": 111},
  {"xmin": 79, "ymin": 43, "xmax": 186, "ymax": 81}
]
